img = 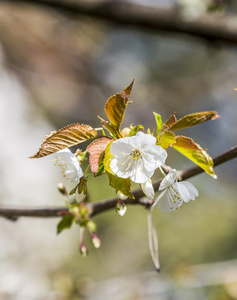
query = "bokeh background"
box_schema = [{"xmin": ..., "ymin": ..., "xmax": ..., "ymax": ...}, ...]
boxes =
[{"xmin": 0, "ymin": 0, "xmax": 237, "ymax": 299}]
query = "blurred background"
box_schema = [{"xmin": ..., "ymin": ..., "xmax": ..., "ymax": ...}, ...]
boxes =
[{"xmin": 0, "ymin": 0, "xmax": 237, "ymax": 299}]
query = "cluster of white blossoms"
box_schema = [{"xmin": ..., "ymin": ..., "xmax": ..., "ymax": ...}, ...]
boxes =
[
  {"xmin": 110, "ymin": 132, "xmax": 198, "ymax": 213},
  {"xmin": 52, "ymin": 132, "xmax": 198, "ymax": 213}
]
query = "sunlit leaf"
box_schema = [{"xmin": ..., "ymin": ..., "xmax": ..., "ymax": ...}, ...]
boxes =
[
  {"xmin": 127, "ymin": 125, "xmax": 144, "ymax": 137},
  {"xmin": 87, "ymin": 137, "xmax": 111, "ymax": 175},
  {"xmin": 104, "ymin": 80, "xmax": 134, "ymax": 130},
  {"xmin": 172, "ymin": 136, "xmax": 216, "ymax": 177},
  {"xmin": 30, "ymin": 124, "xmax": 97, "ymax": 158},
  {"xmin": 103, "ymin": 141, "xmax": 115, "ymax": 175},
  {"xmin": 106, "ymin": 172, "xmax": 134, "ymax": 199},
  {"xmin": 157, "ymin": 131, "xmax": 176, "ymax": 149},
  {"xmin": 57, "ymin": 214, "xmax": 74, "ymax": 234},
  {"xmin": 153, "ymin": 112, "xmax": 162, "ymax": 134},
  {"xmin": 98, "ymin": 116, "xmax": 120, "ymax": 139},
  {"xmin": 170, "ymin": 111, "xmax": 220, "ymax": 131},
  {"xmin": 157, "ymin": 113, "xmax": 176, "ymax": 137},
  {"xmin": 123, "ymin": 79, "xmax": 135, "ymax": 97}
]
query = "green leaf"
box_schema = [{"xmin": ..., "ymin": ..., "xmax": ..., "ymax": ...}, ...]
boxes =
[
  {"xmin": 172, "ymin": 136, "xmax": 216, "ymax": 178},
  {"xmin": 57, "ymin": 214, "xmax": 74, "ymax": 234},
  {"xmin": 157, "ymin": 131, "xmax": 176, "ymax": 149},
  {"xmin": 30, "ymin": 124, "xmax": 97, "ymax": 158},
  {"xmin": 95, "ymin": 153, "xmax": 105, "ymax": 177},
  {"xmin": 106, "ymin": 172, "xmax": 134, "ymax": 199},
  {"xmin": 103, "ymin": 141, "xmax": 115, "ymax": 175},
  {"xmin": 104, "ymin": 80, "xmax": 134, "ymax": 130},
  {"xmin": 69, "ymin": 184, "xmax": 79, "ymax": 195},
  {"xmin": 127, "ymin": 125, "xmax": 144, "ymax": 137},
  {"xmin": 153, "ymin": 112, "xmax": 162, "ymax": 134},
  {"xmin": 87, "ymin": 137, "xmax": 111, "ymax": 175},
  {"xmin": 170, "ymin": 111, "xmax": 220, "ymax": 131},
  {"xmin": 157, "ymin": 113, "xmax": 176, "ymax": 138}
]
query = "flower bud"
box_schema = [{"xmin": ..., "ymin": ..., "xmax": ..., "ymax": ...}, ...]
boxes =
[
  {"xmin": 91, "ymin": 233, "xmax": 101, "ymax": 249},
  {"xmin": 79, "ymin": 242, "xmax": 88, "ymax": 257},
  {"xmin": 115, "ymin": 199, "xmax": 127, "ymax": 216},
  {"xmin": 117, "ymin": 191, "xmax": 128, "ymax": 200},
  {"xmin": 87, "ymin": 220, "xmax": 96, "ymax": 233},
  {"xmin": 57, "ymin": 183, "xmax": 68, "ymax": 196},
  {"xmin": 141, "ymin": 180, "xmax": 154, "ymax": 199}
]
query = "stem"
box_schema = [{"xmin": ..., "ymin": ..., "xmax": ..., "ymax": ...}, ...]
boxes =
[
  {"xmin": 0, "ymin": 145, "xmax": 236, "ymax": 221},
  {"xmin": 159, "ymin": 166, "xmax": 166, "ymax": 177}
]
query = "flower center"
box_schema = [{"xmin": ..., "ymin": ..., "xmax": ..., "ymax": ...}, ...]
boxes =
[
  {"xmin": 131, "ymin": 149, "xmax": 142, "ymax": 160},
  {"xmin": 121, "ymin": 148, "xmax": 144, "ymax": 172}
]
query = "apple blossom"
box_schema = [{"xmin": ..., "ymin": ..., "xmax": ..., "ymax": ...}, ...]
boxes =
[
  {"xmin": 110, "ymin": 132, "xmax": 167, "ymax": 183},
  {"xmin": 53, "ymin": 148, "xmax": 84, "ymax": 183},
  {"xmin": 52, "ymin": 148, "xmax": 86, "ymax": 203},
  {"xmin": 152, "ymin": 169, "xmax": 198, "ymax": 213}
]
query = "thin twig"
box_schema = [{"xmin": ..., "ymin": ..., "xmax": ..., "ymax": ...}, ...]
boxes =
[
  {"xmin": 0, "ymin": 145, "xmax": 236, "ymax": 221},
  {"xmin": 1, "ymin": 0, "xmax": 237, "ymax": 44}
]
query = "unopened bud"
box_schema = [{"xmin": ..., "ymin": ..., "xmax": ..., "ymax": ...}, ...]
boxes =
[
  {"xmin": 87, "ymin": 220, "xmax": 96, "ymax": 233},
  {"xmin": 117, "ymin": 191, "xmax": 128, "ymax": 200},
  {"xmin": 141, "ymin": 180, "xmax": 154, "ymax": 199},
  {"xmin": 79, "ymin": 242, "xmax": 88, "ymax": 257},
  {"xmin": 116, "ymin": 199, "xmax": 127, "ymax": 216},
  {"xmin": 91, "ymin": 233, "xmax": 101, "ymax": 249},
  {"xmin": 57, "ymin": 183, "xmax": 68, "ymax": 196}
]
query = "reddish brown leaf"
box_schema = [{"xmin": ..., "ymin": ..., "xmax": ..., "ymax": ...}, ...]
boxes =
[
  {"xmin": 87, "ymin": 137, "xmax": 111, "ymax": 174},
  {"xmin": 104, "ymin": 80, "xmax": 134, "ymax": 130},
  {"xmin": 164, "ymin": 112, "xmax": 177, "ymax": 128},
  {"xmin": 30, "ymin": 124, "xmax": 97, "ymax": 158}
]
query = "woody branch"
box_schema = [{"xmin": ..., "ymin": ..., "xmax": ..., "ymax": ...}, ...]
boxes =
[
  {"xmin": 0, "ymin": 145, "xmax": 236, "ymax": 221},
  {"xmin": 1, "ymin": 0, "xmax": 237, "ymax": 44}
]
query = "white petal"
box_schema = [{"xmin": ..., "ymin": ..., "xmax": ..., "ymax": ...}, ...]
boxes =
[
  {"xmin": 127, "ymin": 133, "xmax": 142, "ymax": 149},
  {"xmin": 146, "ymin": 145, "xmax": 167, "ymax": 166},
  {"xmin": 110, "ymin": 139, "xmax": 132, "ymax": 157},
  {"xmin": 130, "ymin": 167, "xmax": 154, "ymax": 183},
  {"xmin": 152, "ymin": 189, "xmax": 172, "ymax": 213},
  {"xmin": 110, "ymin": 157, "xmax": 131, "ymax": 179},
  {"xmin": 141, "ymin": 180, "xmax": 154, "ymax": 199},
  {"xmin": 159, "ymin": 169, "xmax": 177, "ymax": 190},
  {"xmin": 76, "ymin": 192, "xmax": 87, "ymax": 203},
  {"xmin": 54, "ymin": 148, "xmax": 83, "ymax": 182},
  {"xmin": 176, "ymin": 182, "xmax": 191, "ymax": 203},
  {"xmin": 137, "ymin": 132, "xmax": 156, "ymax": 150},
  {"xmin": 179, "ymin": 181, "xmax": 198, "ymax": 200}
]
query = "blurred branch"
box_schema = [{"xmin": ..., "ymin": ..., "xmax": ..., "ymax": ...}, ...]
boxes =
[
  {"xmin": 1, "ymin": 0, "xmax": 237, "ymax": 44},
  {"xmin": 0, "ymin": 146, "xmax": 237, "ymax": 221}
]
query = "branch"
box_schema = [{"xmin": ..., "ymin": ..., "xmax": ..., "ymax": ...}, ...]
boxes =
[
  {"xmin": 1, "ymin": 0, "xmax": 237, "ymax": 44},
  {"xmin": 0, "ymin": 146, "xmax": 237, "ymax": 221}
]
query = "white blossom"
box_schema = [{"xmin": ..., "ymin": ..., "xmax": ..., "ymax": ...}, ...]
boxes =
[
  {"xmin": 110, "ymin": 132, "xmax": 167, "ymax": 184},
  {"xmin": 52, "ymin": 149, "xmax": 85, "ymax": 203},
  {"xmin": 141, "ymin": 180, "xmax": 154, "ymax": 199},
  {"xmin": 152, "ymin": 169, "xmax": 198, "ymax": 213},
  {"xmin": 53, "ymin": 148, "xmax": 83, "ymax": 183}
]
